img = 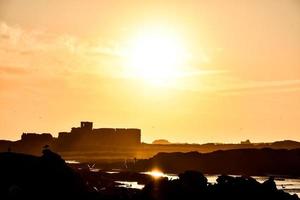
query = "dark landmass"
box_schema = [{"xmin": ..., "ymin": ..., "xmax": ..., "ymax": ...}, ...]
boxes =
[
  {"xmin": 140, "ymin": 171, "xmax": 299, "ymax": 200},
  {"xmin": 152, "ymin": 139, "xmax": 171, "ymax": 144},
  {"xmin": 131, "ymin": 148, "xmax": 300, "ymax": 177},
  {"xmin": 1, "ymin": 121, "xmax": 300, "ymax": 161},
  {"xmin": 0, "ymin": 150, "xmax": 298, "ymax": 200},
  {"xmin": 0, "ymin": 149, "xmax": 87, "ymax": 199}
]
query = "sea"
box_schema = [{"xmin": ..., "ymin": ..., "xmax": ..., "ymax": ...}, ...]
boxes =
[
  {"xmin": 66, "ymin": 160, "xmax": 300, "ymax": 197},
  {"xmin": 116, "ymin": 172, "xmax": 300, "ymax": 197}
]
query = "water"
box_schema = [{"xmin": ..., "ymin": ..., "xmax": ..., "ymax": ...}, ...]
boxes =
[
  {"xmin": 115, "ymin": 172, "xmax": 300, "ymax": 197},
  {"xmin": 66, "ymin": 161, "xmax": 300, "ymax": 196},
  {"xmin": 115, "ymin": 181, "xmax": 144, "ymax": 190},
  {"xmin": 66, "ymin": 160, "xmax": 80, "ymax": 164},
  {"xmin": 141, "ymin": 171, "xmax": 178, "ymax": 180}
]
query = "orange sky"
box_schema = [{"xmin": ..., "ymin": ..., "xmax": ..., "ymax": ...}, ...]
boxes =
[{"xmin": 0, "ymin": 0, "xmax": 300, "ymax": 143}]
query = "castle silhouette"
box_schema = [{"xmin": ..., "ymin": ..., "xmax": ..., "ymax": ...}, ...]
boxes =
[
  {"xmin": 17, "ymin": 121, "xmax": 141, "ymax": 153},
  {"xmin": 2, "ymin": 122, "xmax": 300, "ymax": 159}
]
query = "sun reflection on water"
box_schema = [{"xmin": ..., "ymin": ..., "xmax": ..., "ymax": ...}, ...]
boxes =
[{"xmin": 145, "ymin": 170, "xmax": 164, "ymax": 178}]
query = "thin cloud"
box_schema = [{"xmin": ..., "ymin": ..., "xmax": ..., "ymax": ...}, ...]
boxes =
[
  {"xmin": 0, "ymin": 21, "xmax": 120, "ymax": 59},
  {"xmin": 0, "ymin": 66, "xmax": 29, "ymax": 75},
  {"xmin": 219, "ymin": 79, "xmax": 300, "ymax": 95}
]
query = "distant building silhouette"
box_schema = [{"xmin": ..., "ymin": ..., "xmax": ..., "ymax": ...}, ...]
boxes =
[
  {"xmin": 57, "ymin": 121, "xmax": 141, "ymax": 150},
  {"xmin": 241, "ymin": 139, "xmax": 251, "ymax": 145},
  {"xmin": 81, "ymin": 121, "xmax": 93, "ymax": 130},
  {"xmin": 1, "ymin": 122, "xmax": 300, "ymax": 159},
  {"xmin": 21, "ymin": 133, "xmax": 53, "ymax": 144}
]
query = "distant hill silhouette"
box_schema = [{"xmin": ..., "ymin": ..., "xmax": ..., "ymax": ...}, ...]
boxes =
[
  {"xmin": 152, "ymin": 139, "xmax": 171, "ymax": 144},
  {"xmin": 1, "ymin": 122, "xmax": 300, "ymax": 161},
  {"xmin": 134, "ymin": 148, "xmax": 300, "ymax": 176}
]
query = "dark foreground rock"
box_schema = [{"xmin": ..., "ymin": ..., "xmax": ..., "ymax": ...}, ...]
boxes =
[
  {"xmin": 139, "ymin": 171, "xmax": 299, "ymax": 200},
  {"xmin": 134, "ymin": 148, "xmax": 300, "ymax": 176},
  {"xmin": 0, "ymin": 151, "xmax": 298, "ymax": 200},
  {"xmin": 0, "ymin": 149, "xmax": 87, "ymax": 199}
]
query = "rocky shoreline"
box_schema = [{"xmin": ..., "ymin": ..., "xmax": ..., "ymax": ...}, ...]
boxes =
[{"xmin": 0, "ymin": 150, "xmax": 299, "ymax": 200}]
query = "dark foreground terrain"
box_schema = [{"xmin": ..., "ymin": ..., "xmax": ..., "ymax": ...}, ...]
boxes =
[
  {"xmin": 0, "ymin": 149, "xmax": 299, "ymax": 200},
  {"xmin": 132, "ymin": 148, "xmax": 300, "ymax": 176}
]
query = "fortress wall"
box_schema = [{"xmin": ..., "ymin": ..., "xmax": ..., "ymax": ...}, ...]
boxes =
[
  {"xmin": 21, "ymin": 133, "xmax": 53, "ymax": 143},
  {"xmin": 55, "ymin": 123, "xmax": 141, "ymax": 150}
]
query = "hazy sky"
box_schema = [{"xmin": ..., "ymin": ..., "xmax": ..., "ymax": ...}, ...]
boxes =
[{"xmin": 0, "ymin": 0, "xmax": 300, "ymax": 143}]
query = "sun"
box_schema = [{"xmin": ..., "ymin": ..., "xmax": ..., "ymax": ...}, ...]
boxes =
[{"xmin": 125, "ymin": 27, "xmax": 188, "ymax": 86}]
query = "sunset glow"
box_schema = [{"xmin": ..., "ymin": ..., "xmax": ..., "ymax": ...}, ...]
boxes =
[
  {"xmin": 0, "ymin": 0, "xmax": 300, "ymax": 144},
  {"xmin": 125, "ymin": 27, "xmax": 188, "ymax": 86},
  {"xmin": 0, "ymin": 1, "xmax": 300, "ymax": 198}
]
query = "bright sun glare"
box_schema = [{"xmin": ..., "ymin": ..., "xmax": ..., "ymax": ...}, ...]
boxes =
[
  {"xmin": 126, "ymin": 27, "xmax": 188, "ymax": 86},
  {"xmin": 145, "ymin": 170, "xmax": 164, "ymax": 178}
]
